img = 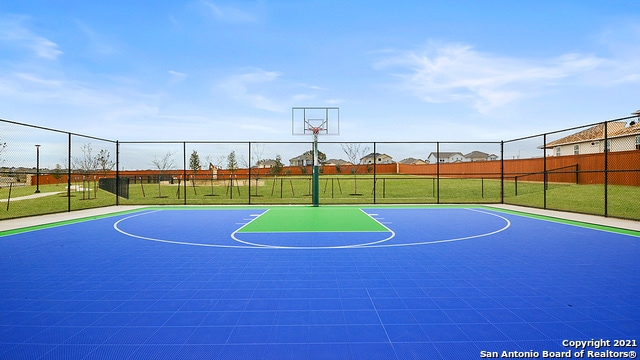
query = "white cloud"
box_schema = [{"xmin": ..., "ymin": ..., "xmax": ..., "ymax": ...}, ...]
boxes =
[
  {"xmin": 197, "ymin": 1, "xmax": 260, "ymax": 23},
  {"xmin": 0, "ymin": 15, "xmax": 62, "ymax": 60},
  {"xmin": 375, "ymin": 42, "xmax": 609, "ymax": 113},
  {"xmin": 0, "ymin": 72, "xmax": 123, "ymax": 107},
  {"xmin": 219, "ymin": 69, "xmax": 287, "ymax": 112},
  {"xmin": 28, "ymin": 37, "xmax": 62, "ymax": 60},
  {"xmin": 168, "ymin": 70, "xmax": 189, "ymax": 83},
  {"xmin": 218, "ymin": 69, "xmax": 337, "ymax": 113},
  {"xmin": 73, "ymin": 20, "xmax": 120, "ymax": 56}
]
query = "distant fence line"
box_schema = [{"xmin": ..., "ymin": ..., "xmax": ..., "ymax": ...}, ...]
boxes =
[
  {"xmin": 1, "ymin": 114, "xmax": 639, "ymax": 220},
  {"xmin": 28, "ymin": 149, "xmax": 640, "ymax": 187}
]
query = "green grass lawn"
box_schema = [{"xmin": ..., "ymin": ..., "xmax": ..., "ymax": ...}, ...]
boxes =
[
  {"xmin": 1, "ymin": 176, "xmax": 638, "ymax": 221},
  {"xmin": 503, "ymin": 180, "xmax": 640, "ymax": 219},
  {"xmin": 0, "ymin": 183, "xmax": 118, "ymax": 220}
]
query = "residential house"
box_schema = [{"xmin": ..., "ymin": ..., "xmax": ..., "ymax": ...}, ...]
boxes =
[
  {"xmin": 427, "ymin": 152, "xmax": 465, "ymax": 164},
  {"xmin": 289, "ymin": 150, "xmax": 327, "ymax": 166},
  {"xmin": 543, "ymin": 121, "xmax": 640, "ymax": 156},
  {"xmin": 360, "ymin": 153, "xmax": 394, "ymax": 164},
  {"xmin": 427, "ymin": 151, "xmax": 498, "ymax": 163},
  {"xmin": 256, "ymin": 159, "xmax": 277, "ymax": 168},
  {"xmin": 324, "ymin": 159, "xmax": 352, "ymax": 166},
  {"xmin": 463, "ymin": 151, "xmax": 498, "ymax": 162},
  {"xmin": 398, "ymin": 158, "xmax": 427, "ymax": 165},
  {"xmin": 289, "ymin": 153, "xmax": 313, "ymax": 167}
]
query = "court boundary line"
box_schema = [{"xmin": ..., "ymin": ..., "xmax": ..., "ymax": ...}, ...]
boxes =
[{"xmin": 2, "ymin": 204, "xmax": 638, "ymax": 239}]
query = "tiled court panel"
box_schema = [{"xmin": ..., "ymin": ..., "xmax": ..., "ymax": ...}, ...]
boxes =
[{"xmin": 0, "ymin": 208, "xmax": 638, "ymax": 359}]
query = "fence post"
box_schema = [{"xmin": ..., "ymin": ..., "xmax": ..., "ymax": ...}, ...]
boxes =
[
  {"xmin": 500, "ymin": 141, "xmax": 504, "ymax": 203},
  {"xmin": 248, "ymin": 142, "xmax": 252, "ymax": 205},
  {"xmin": 183, "ymin": 142, "xmax": 187, "ymax": 205},
  {"xmin": 68, "ymin": 133, "xmax": 72, "ymax": 212},
  {"xmin": 436, "ymin": 142, "xmax": 440, "ymax": 204},
  {"xmin": 116, "ymin": 141, "xmax": 120, "ymax": 206},
  {"xmin": 373, "ymin": 142, "xmax": 377, "ymax": 204},
  {"xmin": 6, "ymin": 182, "xmax": 12, "ymax": 211},
  {"xmin": 604, "ymin": 121, "xmax": 608, "ymax": 217},
  {"xmin": 543, "ymin": 133, "xmax": 547, "ymax": 209}
]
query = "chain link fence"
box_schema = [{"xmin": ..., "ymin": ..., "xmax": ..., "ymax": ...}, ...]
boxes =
[{"xmin": 2, "ymin": 115, "xmax": 639, "ymax": 220}]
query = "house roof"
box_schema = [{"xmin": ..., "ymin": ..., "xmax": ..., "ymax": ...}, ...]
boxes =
[
  {"xmin": 464, "ymin": 151, "xmax": 489, "ymax": 159},
  {"xmin": 360, "ymin": 152, "xmax": 392, "ymax": 159},
  {"xmin": 427, "ymin": 152, "xmax": 464, "ymax": 158},
  {"xmin": 610, "ymin": 122, "xmax": 640, "ymax": 137},
  {"xmin": 325, "ymin": 159, "xmax": 351, "ymax": 165},
  {"xmin": 543, "ymin": 122, "xmax": 629, "ymax": 148},
  {"xmin": 256, "ymin": 159, "xmax": 277, "ymax": 166},
  {"xmin": 289, "ymin": 154, "xmax": 312, "ymax": 161},
  {"xmin": 398, "ymin": 157, "xmax": 425, "ymax": 164}
]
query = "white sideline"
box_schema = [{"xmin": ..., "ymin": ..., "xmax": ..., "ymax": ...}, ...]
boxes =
[
  {"xmin": 0, "ymin": 204, "xmax": 638, "ymax": 233},
  {"xmin": 0, "ymin": 191, "xmax": 62, "ymax": 203}
]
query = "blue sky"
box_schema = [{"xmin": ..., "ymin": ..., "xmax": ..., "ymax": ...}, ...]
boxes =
[{"xmin": 1, "ymin": 0, "xmax": 639, "ymax": 146}]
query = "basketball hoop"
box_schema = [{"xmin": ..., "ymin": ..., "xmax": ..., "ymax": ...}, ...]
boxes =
[
  {"xmin": 309, "ymin": 126, "xmax": 323, "ymax": 135},
  {"xmin": 292, "ymin": 107, "xmax": 339, "ymax": 136}
]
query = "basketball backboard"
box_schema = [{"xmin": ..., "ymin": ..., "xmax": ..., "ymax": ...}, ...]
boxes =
[{"xmin": 292, "ymin": 107, "xmax": 339, "ymax": 136}]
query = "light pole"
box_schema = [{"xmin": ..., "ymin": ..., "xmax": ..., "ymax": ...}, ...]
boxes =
[{"xmin": 35, "ymin": 144, "xmax": 41, "ymax": 193}]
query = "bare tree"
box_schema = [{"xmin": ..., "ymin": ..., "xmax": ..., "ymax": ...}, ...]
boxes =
[
  {"xmin": 96, "ymin": 149, "xmax": 115, "ymax": 176},
  {"xmin": 151, "ymin": 152, "xmax": 175, "ymax": 198},
  {"xmin": 73, "ymin": 143, "xmax": 99, "ymax": 199},
  {"xmin": 250, "ymin": 144, "xmax": 265, "ymax": 196},
  {"xmin": 74, "ymin": 143, "xmax": 98, "ymax": 173},
  {"xmin": 341, "ymin": 143, "xmax": 370, "ymax": 195}
]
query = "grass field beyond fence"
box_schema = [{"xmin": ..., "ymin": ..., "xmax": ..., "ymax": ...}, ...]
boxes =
[{"xmin": 2, "ymin": 175, "xmax": 638, "ymax": 221}]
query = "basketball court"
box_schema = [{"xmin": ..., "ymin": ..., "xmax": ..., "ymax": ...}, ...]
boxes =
[
  {"xmin": 1, "ymin": 204, "xmax": 638, "ymax": 359},
  {"xmin": 1, "ymin": 108, "xmax": 639, "ymax": 359}
]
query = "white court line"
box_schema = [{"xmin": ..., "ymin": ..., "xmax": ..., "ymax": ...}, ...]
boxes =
[
  {"xmin": 362, "ymin": 208, "xmax": 511, "ymax": 248},
  {"xmin": 113, "ymin": 209, "xmax": 262, "ymax": 249},
  {"xmin": 113, "ymin": 207, "xmax": 510, "ymax": 250}
]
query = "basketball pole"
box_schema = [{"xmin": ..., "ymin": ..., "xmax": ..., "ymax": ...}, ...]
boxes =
[
  {"xmin": 293, "ymin": 106, "xmax": 339, "ymax": 207},
  {"xmin": 312, "ymin": 130, "xmax": 319, "ymax": 207}
]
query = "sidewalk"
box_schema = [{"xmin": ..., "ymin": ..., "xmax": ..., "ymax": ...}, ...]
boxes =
[{"xmin": 0, "ymin": 191, "xmax": 62, "ymax": 203}]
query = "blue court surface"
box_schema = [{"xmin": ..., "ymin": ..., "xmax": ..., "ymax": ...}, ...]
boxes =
[{"xmin": 1, "ymin": 206, "xmax": 638, "ymax": 359}]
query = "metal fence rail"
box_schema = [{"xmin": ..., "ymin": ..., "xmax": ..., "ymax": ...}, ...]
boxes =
[{"xmin": 1, "ymin": 114, "xmax": 638, "ymax": 220}]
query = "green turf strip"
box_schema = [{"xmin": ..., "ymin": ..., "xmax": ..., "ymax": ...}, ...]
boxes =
[
  {"xmin": 238, "ymin": 206, "xmax": 388, "ymax": 233},
  {"xmin": 482, "ymin": 206, "xmax": 640, "ymax": 237}
]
